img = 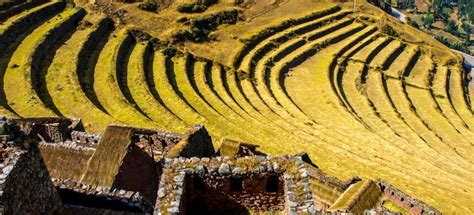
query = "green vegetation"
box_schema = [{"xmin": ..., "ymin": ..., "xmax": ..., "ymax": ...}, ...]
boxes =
[
  {"xmin": 174, "ymin": 9, "xmax": 239, "ymax": 42},
  {"xmin": 435, "ymin": 35, "xmax": 470, "ymax": 53},
  {"xmin": 457, "ymin": 0, "xmax": 474, "ymax": 23},
  {"xmin": 138, "ymin": 1, "xmax": 157, "ymax": 12},
  {"xmin": 421, "ymin": 13, "xmax": 434, "ymax": 28},
  {"xmin": 399, "ymin": 0, "xmax": 473, "ymax": 54},
  {"xmin": 177, "ymin": 0, "xmax": 217, "ymax": 13}
]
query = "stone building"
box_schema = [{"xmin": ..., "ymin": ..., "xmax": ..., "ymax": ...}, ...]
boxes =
[
  {"xmin": 156, "ymin": 155, "xmax": 316, "ymax": 214},
  {"xmin": 15, "ymin": 117, "xmax": 83, "ymax": 143},
  {"xmin": 0, "ymin": 117, "xmax": 63, "ymax": 214},
  {"xmin": 0, "ymin": 116, "xmax": 441, "ymax": 214}
]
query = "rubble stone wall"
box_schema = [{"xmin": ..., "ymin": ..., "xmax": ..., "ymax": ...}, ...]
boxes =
[
  {"xmin": 378, "ymin": 181, "xmax": 441, "ymax": 215},
  {"xmin": 71, "ymin": 130, "xmax": 101, "ymax": 147},
  {"xmin": 134, "ymin": 131, "xmax": 182, "ymax": 157},
  {"xmin": 1, "ymin": 145, "xmax": 63, "ymax": 214},
  {"xmin": 53, "ymin": 178, "xmax": 153, "ymax": 213},
  {"xmin": 156, "ymin": 155, "xmax": 317, "ymax": 214},
  {"xmin": 184, "ymin": 174, "xmax": 285, "ymax": 213}
]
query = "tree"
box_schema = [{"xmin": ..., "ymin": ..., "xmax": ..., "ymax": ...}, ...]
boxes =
[
  {"xmin": 432, "ymin": 0, "xmax": 443, "ymax": 16},
  {"xmin": 446, "ymin": 19, "xmax": 459, "ymax": 36},
  {"xmin": 461, "ymin": 21, "xmax": 471, "ymax": 40},
  {"xmin": 458, "ymin": 0, "xmax": 474, "ymax": 23},
  {"xmin": 441, "ymin": 7, "xmax": 452, "ymax": 21},
  {"xmin": 422, "ymin": 13, "xmax": 435, "ymax": 28}
]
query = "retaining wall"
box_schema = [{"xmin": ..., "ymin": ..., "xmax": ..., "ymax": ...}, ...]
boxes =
[{"xmin": 0, "ymin": 1, "xmax": 65, "ymax": 51}]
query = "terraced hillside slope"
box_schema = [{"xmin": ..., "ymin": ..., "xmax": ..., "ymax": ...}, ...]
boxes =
[{"xmin": 0, "ymin": 0, "xmax": 472, "ymax": 213}]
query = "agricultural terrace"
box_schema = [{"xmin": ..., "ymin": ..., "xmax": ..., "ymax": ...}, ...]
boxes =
[{"xmin": 0, "ymin": 0, "xmax": 472, "ymax": 213}]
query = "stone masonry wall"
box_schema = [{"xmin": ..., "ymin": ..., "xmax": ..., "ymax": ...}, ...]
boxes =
[
  {"xmin": 134, "ymin": 130, "xmax": 182, "ymax": 158},
  {"xmin": 53, "ymin": 178, "xmax": 153, "ymax": 213},
  {"xmin": 184, "ymin": 174, "xmax": 285, "ymax": 213},
  {"xmin": 156, "ymin": 155, "xmax": 317, "ymax": 215},
  {"xmin": 378, "ymin": 180, "xmax": 441, "ymax": 215},
  {"xmin": 71, "ymin": 130, "xmax": 101, "ymax": 147},
  {"xmin": 0, "ymin": 143, "xmax": 63, "ymax": 214}
]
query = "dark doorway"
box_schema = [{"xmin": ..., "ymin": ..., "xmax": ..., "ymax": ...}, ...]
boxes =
[
  {"xmin": 193, "ymin": 176, "xmax": 205, "ymax": 192},
  {"xmin": 230, "ymin": 177, "xmax": 243, "ymax": 192},
  {"xmin": 266, "ymin": 175, "xmax": 279, "ymax": 192}
]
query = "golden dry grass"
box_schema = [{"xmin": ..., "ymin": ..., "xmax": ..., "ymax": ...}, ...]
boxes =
[{"xmin": 0, "ymin": 0, "xmax": 472, "ymax": 213}]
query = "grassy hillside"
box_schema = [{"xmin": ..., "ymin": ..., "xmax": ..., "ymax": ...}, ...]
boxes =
[{"xmin": 0, "ymin": 0, "xmax": 472, "ymax": 213}]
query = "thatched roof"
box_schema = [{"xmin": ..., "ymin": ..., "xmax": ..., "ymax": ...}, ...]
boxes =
[
  {"xmin": 166, "ymin": 124, "xmax": 214, "ymax": 158},
  {"xmin": 38, "ymin": 144, "xmax": 94, "ymax": 181},
  {"xmin": 80, "ymin": 126, "xmax": 134, "ymax": 186},
  {"xmin": 218, "ymin": 138, "xmax": 259, "ymax": 157},
  {"xmin": 310, "ymin": 178, "xmax": 344, "ymax": 205},
  {"xmin": 329, "ymin": 180, "xmax": 383, "ymax": 214}
]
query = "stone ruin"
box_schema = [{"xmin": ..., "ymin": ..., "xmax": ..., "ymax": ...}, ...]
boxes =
[
  {"xmin": 0, "ymin": 116, "xmax": 441, "ymax": 214},
  {"xmin": 156, "ymin": 155, "xmax": 315, "ymax": 214},
  {"xmin": 0, "ymin": 116, "xmax": 63, "ymax": 214}
]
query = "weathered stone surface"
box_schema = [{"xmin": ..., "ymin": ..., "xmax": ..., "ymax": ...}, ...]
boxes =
[
  {"xmin": 167, "ymin": 207, "xmax": 179, "ymax": 213},
  {"xmin": 232, "ymin": 167, "xmax": 242, "ymax": 176},
  {"xmin": 195, "ymin": 165, "xmax": 206, "ymax": 174},
  {"xmin": 158, "ymin": 188, "xmax": 166, "ymax": 198},
  {"xmin": 1, "ymin": 143, "xmax": 63, "ymax": 214},
  {"xmin": 218, "ymin": 163, "xmax": 231, "ymax": 174}
]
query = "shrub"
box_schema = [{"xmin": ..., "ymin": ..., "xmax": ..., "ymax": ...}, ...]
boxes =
[
  {"xmin": 161, "ymin": 46, "xmax": 177, "ymax": 57},
  {"xmin": 177, "ymin": 0, "xmax": 218, "ymax": 13},
  {"xmin": 406, "ymin": 17, "xmax": 420, "ymax": 29},
  {"xmin": 421, "ymin": 14, "xmax": 434, "ymax": 29},
  {"xmin": 174, "ymin": 9, "xmax": 239, "ymax": 42},
  {"xmin": 177, "ymin": 4, "xmax": 201, "ymax": 13},
  {"xmin": 128, "ymin": 28, "xmax": 152, "ymax": 41},
  {"xmin": 138, "ymin": 1, "xmax": 158, "ymax": 11},
  {"xmin": 435, "ymin": 35, "xmax": 470, "ymax": 53},
  {"xmin": 234, "ymin": 0, "xmax": 244, "ymax": 6},
  {"xmin": 380, "ymin": 24, "xmax": 399, "ymax": 37}
]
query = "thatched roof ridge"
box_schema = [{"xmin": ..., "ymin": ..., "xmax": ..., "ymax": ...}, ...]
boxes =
[
  {"xmin": 38, "ymin": 142, "xmax": 95, "ymax": 181},
  {"xmin": 80, "ymin": 125, "xmax": 134, "ymax": 186},
  {"xmin": 329, "ymin": 180, "xmax": 382, "ymax": 214},
  {"xmin": 218, "ymin": 138, "xmax": 259, "ymax": 157}
]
